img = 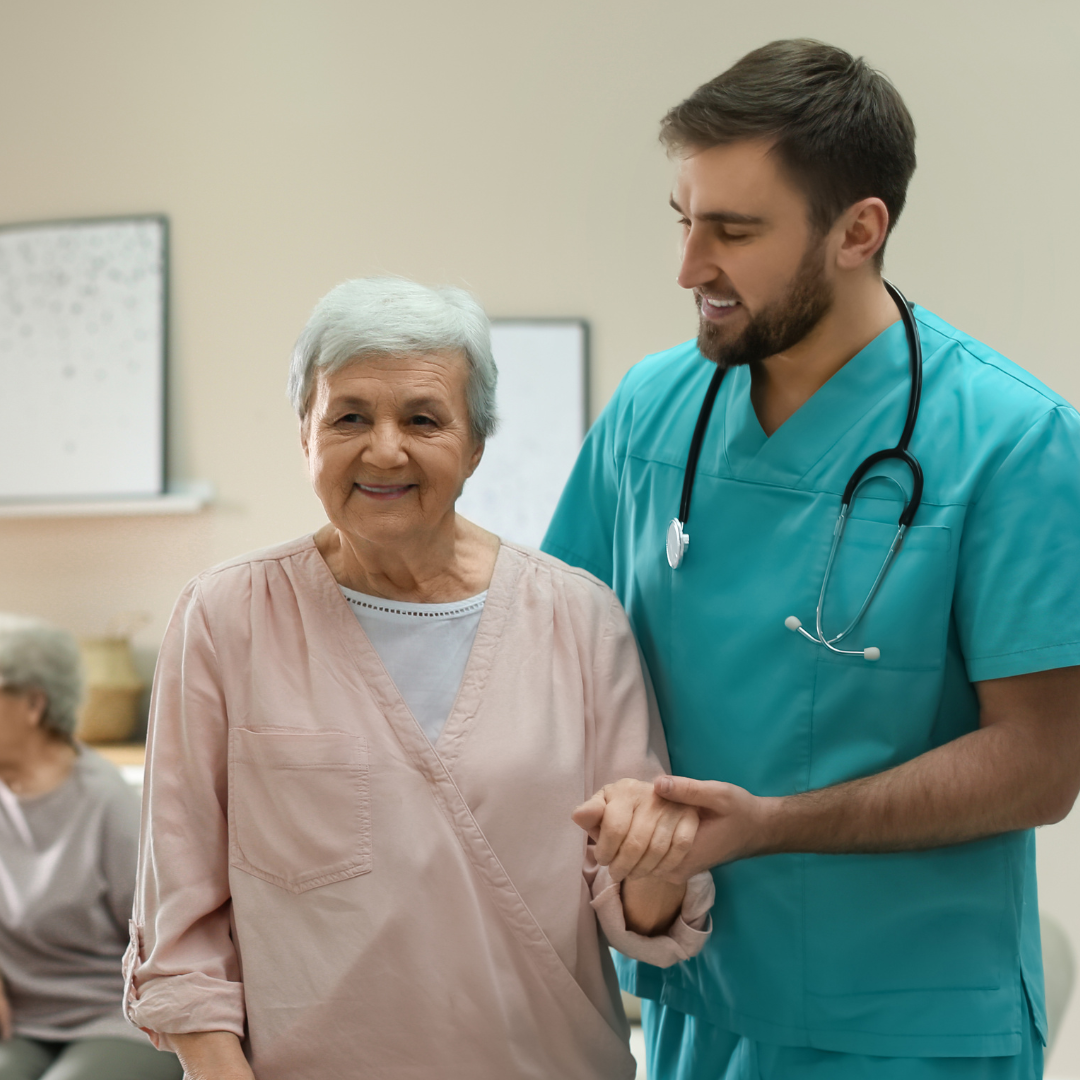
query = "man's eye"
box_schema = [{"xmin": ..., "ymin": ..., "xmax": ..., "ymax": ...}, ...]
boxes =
[
  {"xmin": 338, "ymin": 413, "xmax": 365, "ymax": 424},
  {"xmin": 411, "ymin": 415, "xmax": 437, "ymax": 427}
]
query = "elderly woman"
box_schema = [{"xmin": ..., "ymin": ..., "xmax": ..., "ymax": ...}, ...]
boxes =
[
  {"xmin": 0, "ymin": 616, "xmax": 181, "ymax": 1080},
  {"xmin": 124, "ymin": 278, "xmax": 714, "ymax": 1080}
]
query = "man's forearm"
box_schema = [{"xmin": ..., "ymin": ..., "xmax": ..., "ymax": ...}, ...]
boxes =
[
  {"xmin": 658, "ymin": 666, "xmax": 1080, "ymax": 876},
  {"xmin": 759, "ymin": 717, "xmax": 1076, "ymax": 856}
]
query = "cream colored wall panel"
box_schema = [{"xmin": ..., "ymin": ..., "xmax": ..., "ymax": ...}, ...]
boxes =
[{"xmin": 0, "ymin": 0, "xmax": 1077, "ymax": 1070}]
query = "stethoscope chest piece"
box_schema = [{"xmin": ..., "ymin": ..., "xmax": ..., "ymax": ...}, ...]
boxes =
[{"xmin": 667, "ymin": 518, "xmax": 689, "ymax": 569}]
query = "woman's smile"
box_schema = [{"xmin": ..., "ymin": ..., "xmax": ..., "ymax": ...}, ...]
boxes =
[{"xmin": 354, "ymin": 481, "xmax": 417, "ymax": 501}]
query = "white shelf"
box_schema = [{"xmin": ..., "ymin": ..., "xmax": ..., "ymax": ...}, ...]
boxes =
[{"xmin": 0, "ymin": 482, "xmax": 213, "ymax": 519}]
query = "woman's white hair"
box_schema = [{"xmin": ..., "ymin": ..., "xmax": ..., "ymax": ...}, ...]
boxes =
[
  {"xmin": 287, "ymin": 277, "xmax": 498, "ymax": 441},
  {"xmin": 0, "ymin": 615, "xmax": 82, "ymax": 739}
]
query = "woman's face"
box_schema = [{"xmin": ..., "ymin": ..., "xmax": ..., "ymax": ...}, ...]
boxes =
[
  {"xmin": 301, "ymin": 351, "xmax": 484, "ymax": 547},
  {"xmin": 0, "ymin": 686, "xmax": 45, "ymax": 755}
]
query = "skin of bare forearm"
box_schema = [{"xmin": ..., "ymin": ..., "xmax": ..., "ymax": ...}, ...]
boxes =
[
  {"xmin": 167, "ymin": 1031, "xmax": 254, "ymax": 1080},
  {"xmin": 758, "ymin": 709, "xmax": 1080, "ymax": 857},
  {"xmin": 662, "ymin": 667, "xmax": 1080, "ymax": 875},
  {"xmin": 621, "ymin": 875, "xmax": 687, "ymax": 935}
]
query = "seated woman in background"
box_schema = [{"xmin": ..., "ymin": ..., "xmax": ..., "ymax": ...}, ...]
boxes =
[
  {"xmin": 0, "ymin": 616, "xmax": 181, "ymax": 1080},
  {"xmin": 124, "ymin": 277, "xmax": 714, "ymax": 1080}
]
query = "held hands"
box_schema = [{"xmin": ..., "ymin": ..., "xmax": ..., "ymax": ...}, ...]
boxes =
[
  {"xmin": 573, "ymin": 775, "xmax": 772, "ymax": 885},
  {"xmin": 650, "ymin": 775, "xmax": 773, "ymax": 880},
  {"xmin": 572, "ymin": 778, "xmax": 700, "ymax": 883}
]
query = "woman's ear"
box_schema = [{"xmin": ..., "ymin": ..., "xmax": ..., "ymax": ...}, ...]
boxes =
[
  {"xmin": 21, "ymin": 689, "xmax": 48, "ymax": 729},
  {"xmin": 465, "ymin": 439, "xmax": 485, "ymax": 479}
]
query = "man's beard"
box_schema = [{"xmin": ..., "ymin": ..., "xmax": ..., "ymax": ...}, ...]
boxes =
[{"xmin": 696, "ymin": 237, "xmax": 833, "ymax": 368}]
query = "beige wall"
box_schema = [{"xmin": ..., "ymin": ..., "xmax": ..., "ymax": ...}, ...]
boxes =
[{"xmin": 1, "ymin": 0, "xmax": 1078, "ymax": 1071}]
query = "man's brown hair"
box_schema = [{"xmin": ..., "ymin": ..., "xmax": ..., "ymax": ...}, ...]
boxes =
[{"xmin": 661, "ymin": 40, "xmax": 917, "ymax": 267}]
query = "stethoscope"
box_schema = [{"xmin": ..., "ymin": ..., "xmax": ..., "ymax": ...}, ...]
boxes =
[{"xmin": 666, "ymin": 280, "xmax": 924, "ymax": 663}]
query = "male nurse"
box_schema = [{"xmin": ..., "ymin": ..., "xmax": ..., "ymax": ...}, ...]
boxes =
[{"xmin": 547, "ymin": 39, "xmax": 1080, "ymax": 1080}]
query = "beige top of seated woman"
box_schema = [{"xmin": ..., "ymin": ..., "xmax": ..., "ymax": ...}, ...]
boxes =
[{"xmin": 123, "ymin": 277, "xmax": 713, "ymax": 1080}]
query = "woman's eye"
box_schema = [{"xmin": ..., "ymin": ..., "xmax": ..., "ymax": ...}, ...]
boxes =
[
  {"xmin": 410, "ymin": 415, "xmax": 437, "ymax": 427},
  {"xmin": 337, "ymin": 413, "xmax": 366, "ymax": 425}
]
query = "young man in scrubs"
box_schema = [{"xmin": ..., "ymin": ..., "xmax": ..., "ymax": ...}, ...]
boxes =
[{"xmin": 546, "ymin": 39, "xmax": 1080, "ymax": 1080}]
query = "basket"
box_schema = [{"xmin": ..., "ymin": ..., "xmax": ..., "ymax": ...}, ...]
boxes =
[{"xmin": 76, "ymin": 636, "xmax": 145, "ymax": 744}]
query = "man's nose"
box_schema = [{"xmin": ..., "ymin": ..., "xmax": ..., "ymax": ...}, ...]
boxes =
[{"xmin": 677, "ymin": 227, "xmax": 721, "ymax": 291}]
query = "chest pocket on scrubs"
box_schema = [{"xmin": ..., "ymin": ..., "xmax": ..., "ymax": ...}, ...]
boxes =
[
  {"xmin": 808, "ymin": 518, "xmax": 952, "ymax": 787},
  {"xmin": 803, "ymin": 518, "xmax": 1008, "ymax": 997},
  {"xmin": 228, "ymin": 729, "xmax": 372, "ymax": 893}
]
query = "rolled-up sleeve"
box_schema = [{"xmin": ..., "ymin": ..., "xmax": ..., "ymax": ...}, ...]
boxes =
[
  {"xmin": 123, "ymin": 578, "xmax": 246, "ymax": 1044},
  {"xmin": 588, "ymin": 865, "xmax": 713, "ymax": 968}
]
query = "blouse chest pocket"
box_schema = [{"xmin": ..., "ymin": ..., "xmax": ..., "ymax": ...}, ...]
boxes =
[{"xmin": 228, "ymin": 729, "xmax": 372, "ymax": 893}]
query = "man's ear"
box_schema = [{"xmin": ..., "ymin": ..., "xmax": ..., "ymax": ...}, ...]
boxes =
[{"xmin": 835, "ymin": 197, "xmax": 890, "ymax": 271}]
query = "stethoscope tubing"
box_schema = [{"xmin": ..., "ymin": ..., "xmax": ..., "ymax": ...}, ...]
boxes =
[
  {"xmin": 668, "ymin": 280, "xmax": 926, "ymax": 661},
  {"xmin": 677, "ymin": 363, "xmax": 726, "ymax": 527}
]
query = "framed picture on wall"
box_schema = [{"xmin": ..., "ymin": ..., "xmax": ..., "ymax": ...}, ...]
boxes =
[
  {"xmin": 455, "ymin": 318, "xmax": 588, "ymax": 549},
  {"xmin": 0, "ymin": 214, "xmax": 168, "ymax": 503}
]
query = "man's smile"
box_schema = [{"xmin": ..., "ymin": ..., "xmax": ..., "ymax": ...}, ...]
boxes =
[{"xmin": 698, "ymin": 293, "xmax": 742, "ymax": 323}]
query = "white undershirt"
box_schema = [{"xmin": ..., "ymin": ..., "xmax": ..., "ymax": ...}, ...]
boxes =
[{"xmin": 341, "ymin": 586, "xmax": 487, "ymax": 744}]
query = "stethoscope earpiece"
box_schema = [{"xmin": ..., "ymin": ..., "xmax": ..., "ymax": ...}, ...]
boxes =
[{"xmin": 785, "ymin": 615, "xmax": 881, "ymax": 661}]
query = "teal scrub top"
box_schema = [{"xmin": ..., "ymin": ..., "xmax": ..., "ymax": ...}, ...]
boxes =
[{"xmin": 542, "ymin": 307, "xmax": 1080, "ymax": 1058}]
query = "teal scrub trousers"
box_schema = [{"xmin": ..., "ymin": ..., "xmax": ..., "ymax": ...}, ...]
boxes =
[{"xmin": 641, "ymin": 1001, "xmax": 1044, "ymax": 1080}]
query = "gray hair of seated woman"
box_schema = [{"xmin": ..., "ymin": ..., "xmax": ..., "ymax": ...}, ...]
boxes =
[
  {"xmin": 287, "ymin": 277, "xmax": 499, "ymax": 442},
  {"xmin": 0, "ymin": 615, "xmax": 82, "ymax": 739}
]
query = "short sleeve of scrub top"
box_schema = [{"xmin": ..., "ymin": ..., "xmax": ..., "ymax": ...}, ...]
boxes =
[{"xmin": 953, "ymin": 403, "xmax": 1080, "ymax": 682}]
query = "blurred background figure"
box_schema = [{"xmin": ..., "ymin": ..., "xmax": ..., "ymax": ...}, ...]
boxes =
[{"xmin": 0, "ymin": 616, "xmax": 180, "ymax": 1080}]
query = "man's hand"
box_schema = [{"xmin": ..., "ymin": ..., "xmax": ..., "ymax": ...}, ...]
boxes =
[
  {"xmin": 651, "ymin": 776, "xmax": 772, "ymax": 881},
  {"xmin": 573, "ymin": 778, "xmax": 699, "ymax": 882},
  {"xmin": 653, "ymin": 665, "xmax": 1080, "ymax": 870}
]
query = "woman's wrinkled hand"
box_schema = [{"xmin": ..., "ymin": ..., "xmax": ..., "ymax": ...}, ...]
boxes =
[
  {"xmin": 167, "ymin": 1031, "xmax": 256, "ymax": 1080},
  {"xmin": 572, "ymin": 778, "xmax": 699, "ymax": 883}
]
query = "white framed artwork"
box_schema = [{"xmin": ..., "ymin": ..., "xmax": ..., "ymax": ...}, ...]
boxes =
[
  {"xmin": 456, "ymin": 319, "xmax": 588, "ymax": 549},
  {"xmin": 0, "ymin": 216, "xmax": 167, "ymax": 502}
]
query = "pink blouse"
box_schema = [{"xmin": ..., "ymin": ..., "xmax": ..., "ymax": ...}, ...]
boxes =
[{"xmin": 124, "ymin": 537, "xmax": 712, "ymax": 1079}]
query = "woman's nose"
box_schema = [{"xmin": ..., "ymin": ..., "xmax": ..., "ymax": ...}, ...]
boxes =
[{"xmin": 364, "ymin": 422, "xmax": 409, "ymax": 468}]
